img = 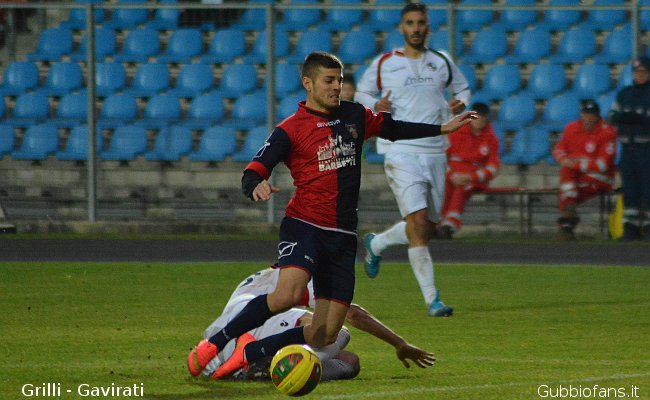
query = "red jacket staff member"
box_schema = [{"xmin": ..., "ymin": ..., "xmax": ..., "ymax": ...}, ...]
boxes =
[
  {"xmin": 552, "ymin": 99, "xmax": 617, "ymax": 240},
  {"xmin": 439, "ymin": 102, "xmax": 500, "ymax": 238}
]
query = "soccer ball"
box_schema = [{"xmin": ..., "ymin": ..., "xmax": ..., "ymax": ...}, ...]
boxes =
[{"xmin": 270, "ymin": 344, "xmax": 322, "ymax": 397}]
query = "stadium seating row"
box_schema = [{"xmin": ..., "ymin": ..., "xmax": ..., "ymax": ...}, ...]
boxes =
[{"xmin": 0, "ymin": 123, "xmax": 270, "ymax": 163}]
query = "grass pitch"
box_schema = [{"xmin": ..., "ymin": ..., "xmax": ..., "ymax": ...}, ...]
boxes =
[{"xmin": 2, "ymin": 261, "xmax": 649, "ymax": 399}]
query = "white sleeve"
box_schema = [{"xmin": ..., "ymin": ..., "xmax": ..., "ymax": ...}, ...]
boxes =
[
  {"xmin": 441, "ymin": 50, "xmax": 471, "ymax": 107},
  {"xmin": 354, "ymin": 55, "xmax": 382, "ymax": 110}
]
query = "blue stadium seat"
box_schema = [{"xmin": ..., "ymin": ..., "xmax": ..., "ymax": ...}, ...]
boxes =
[
  {"xmin": 504, "ymin": 29, "xmax": 551, "ymax": 64},
  {"xmin": 4, "ymin": 93, "xmax": 49, "ymax": 128},
  {"xmin": 0, "ymin": 61, "xmax": 39, "ymax": 97},
  {"xmin": 364, "ymin": 140, "xmax": 385, "ymax": 164},
  {"xmin": 102, "ymin": 0, "xmax": 149, "ymax": 30},
  {"xmin": 489, "ymin": 121, "xmax": 506, "ymax": 155},
  {"xmin": 458, "ymin": 64, "xmax": 476, "ymax": 91},
  {"xmin": 100, "ymin": 125, "xmax": 148, "ymax": 161},
  {"xmin": 520, "ymin": 63, "xmax": 566, "ymax": 100},
  {"xmin": 584, "ymin": 0, "xmax": 626, "ymax": 30},
  {"xmin": 276, "ymin": 93, "xmax": 303, "ymax": 121},
  {"xmin": 338, "ymin": 30, "xmax": 377, "ymax": 65},
  {"xmin": 69, "ymin": 27, "xmax": 117, "ymax": 62},
  {"xmin": 427, "ymin": 0, "xmax": 449, "ymax": 29},
  {"xmin": 319, "ymin": 0, "xmax": 364, "ymax": 32},
  {"xmin": 382, "ymin": 30, "xmax": 403, "ymax": 52},
  {"xmin": 493, "ymin": 0, "xmax": 538, "ymax": 31},
  {"xmin": 166, "ymin": 63, "xmax": 215, "ymax": 98},
  {"xmin": 145, "ymin": 0, "xmax": 180, "ymax": 30},
  {"xmin": 641, "ymin": 0, "xmax": 650, "ymax": 30},
  {"xmin": 156, "ymin": 29, "xmax": 203, "ymax": 63},
  {"xmin": 539, "ymin": 0, "xmax": 582, "ymax": 32},
  {"xmin": 0, "ymin": 125, "xmax": 15, "ymax": 158},
  {"xmin": 178, "ymin": 92, "xmax": 225, "ymax": 129},
  {"xmin": 60, "ymin": 0, "xmax": 107, "ymax": 30},
  {"xmin": 231, "ymin": 0, "xmax": 273, "ymax": 31},
  {"xmin": 188, "ymin": 126, "xmax": 237, "ymax": 162},
  {"xmin": 282, "ymin": 0, "xmax": 322, "ymax": 31},
  {"xmin": 496, "ymin": 94, "xmax": 536, "ymax": 131},
  {"xmin": 0, "ymin": 99, "xmax": 4, "ymax": 119},
  {"xmin": 549, "ymin": 27, "xmax": 596, "ymax": 64},
  {"xmin": 27, "ymin": 28, "xmax": 74, "ymax": 62},
  {"xmin": 113, "ymin": 28, "xmax": 160, "ymax": 63},
  {"xmin": 616, "ymin": 64, "xmax": 632, "ymax": 89},
  {"xmin": 244, "ymin": 30, "xmax": 290, "ymax": 64},
  {"xmin": 49, "ymin": 92, "xmax": 87, "ymax": 128},
  {"xmin": 11, "ymin": 124, "xmax": 59, "ymax": 161},
  {"xmin": 461, "ymin": 27, "xmax": 507, "ymax": 64},
  {"xmin": 55, "ymin": 125, "xmax": 103, "ymax": 161},
  {"xmin": 36, "ymin": 62, "xmax": 84, "ymax": 97},
  {"xmin": 145, "ymin": 125, "xmax": 193, "ymax": 161},
  {"xmin": 593, "ymin": 25, "xmax": 632, "ymax": 65},
  {"xmin": 97, "ymin": 93, "xmax": 138, "ymax": 129},
  {"xmin": 272, "ymin": 64, "xmax": 301, "ymax": 99},
  {"xmin": 366, "ymin": 0, "xmax": 402, "ymax": 32},
  {"xmin": 428, "ymin": 29, "xmax": 463, "ymax": 56},
  {"xmin": 135, "ymin": 95, "xmax": 181, "ymax": 129},
  {"xmin": 457, "ymin": 0, "xmax": 495, "ymax": 31},
  {"xmin": 540, "ymin": 92, "xmax": 581, "ymax": 131},
  {"xmin": 94, "ymin": 62, "xmax": 127, "ymax": 97},
  {"xmin": 122, "ymin": 63, "xmax": 170, "ymax": 98},
  {"xmin": 571, "ymin": 63, "xmax": 611, "ymax": 100},
  {"xmin": 502, "ymin": 127, "xmax": 551, "ymax": 165},
  {"xmin": 232, "ymin": 126, "xmax": 270, "ymax": 162},
  {"xmin": 286, "ymin": 31, "xmax": 333, "ymax": 64},
  {"xmin": 217, "ymin": 64, "xmax": 258, "ymax": 98},
  {"xmin": 472, "ymin": 64, "xmax": 521, "ymax": 101},
  {"xmin": 597, "ymin": 90, "xmax": 617, "ymax": 118},
  {"xmin": 224, "ymin": 92, "xmax": 267, "ymax": 130},
  {"xmin": 200, "ymin": 29, "xmax": 246, "ymax": 64}
]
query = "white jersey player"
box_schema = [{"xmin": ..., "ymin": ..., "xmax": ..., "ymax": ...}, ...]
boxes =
[
  {"xmin": 355, "ymin": 2, "xmax": 470, "ymax": 316},
  {"xmin": 198, "ymin": 267, "xmax": 435, "ymax": 381}
]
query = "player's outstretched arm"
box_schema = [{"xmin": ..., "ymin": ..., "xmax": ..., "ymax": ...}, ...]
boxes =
[
  {"xmin": 441, "ymin": 112, "xmax": 477, "ymax": 135},
  {"xmin": 345, "ymin": 304, "xmax": 435, "ymax": 368}
]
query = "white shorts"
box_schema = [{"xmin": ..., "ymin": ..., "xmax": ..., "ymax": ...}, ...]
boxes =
[{"xmin": 384, "ymin": 152, "xmax": 447, "ymax": 221}]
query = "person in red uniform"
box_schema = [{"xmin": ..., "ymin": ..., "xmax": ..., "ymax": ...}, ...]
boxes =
[
  {"xmin": 552, "ymin": 99, "xmax": 617, "ymax": 240},
  {"xmin": 438, "ymin": 102, "xmax": 500, "ymax": 238},
  {"xmin": 186, "ymin": 51, "xmax": 476, "ymax": 379}
]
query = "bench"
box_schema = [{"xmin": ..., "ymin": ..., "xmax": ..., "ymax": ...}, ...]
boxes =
[{"xmin": 480, "ymin": 187, "xmax": 617, "ymax": 236}]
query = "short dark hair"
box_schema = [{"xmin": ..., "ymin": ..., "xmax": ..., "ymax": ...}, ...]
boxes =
[
  {"xmin": 342, "ymin": 75, "xmax": 356, "ymax": 88},
  {"xmin": 401, "ymin": 2, "xmax": 427, "ymax": 17},
  {"xmin": 471, "ymin": 102, "xmax": 490, "ymax": 116},
  {"xmin": 301, "ymin": 51, "xmax": 344, "ymax": 81}
]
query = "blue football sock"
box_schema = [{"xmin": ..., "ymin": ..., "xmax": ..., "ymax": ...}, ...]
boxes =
[
  {"xmin": 208, "ymin": 294, "xmax": 273, "ymax": 350},
  {"xmin": 244, "ymin": 326, "xmax": 306, "ymax": 362}
]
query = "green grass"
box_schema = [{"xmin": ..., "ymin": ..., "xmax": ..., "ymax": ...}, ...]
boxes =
[{"xmin": 2, "ymin": 262, "xmax": 649, "ymax": 399}]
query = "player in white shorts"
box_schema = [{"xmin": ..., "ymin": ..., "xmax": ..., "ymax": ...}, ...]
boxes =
[
  {"xmin": 197, "ymin": 267, "xmax": 436, "ymax": 381},
  {"xmin": 354, "ymin": 2, "xmax": 470, "ymax": 317}
]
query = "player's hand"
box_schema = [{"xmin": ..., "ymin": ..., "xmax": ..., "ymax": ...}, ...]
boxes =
[
  {"xmin": 560, "ymin": 158, "xmax": 576, "ymax": 169},
  {"xmin": 252, "ymin": 180, "xmax": 280, "ymax": 201},
  {"xmin": 451, "ymin": 173, "xmax": 472, "ymax": 186},
  {"xmin": 375, "ymin": 90, "xmax": 392, "ymax": 112},
  {"xmin": 441, "ymin": 111, "xmax": 477, "ymax": 134},
  {"xmin": 395, "ymin": 342, "xmax": 436, "ymax": 369},
  {"xmin": 449, "ymin": 99, "xmax": 466, "ymax": 115}
]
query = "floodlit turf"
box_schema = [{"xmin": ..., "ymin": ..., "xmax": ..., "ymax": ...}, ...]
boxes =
[{"xmin": 1, "ymin": 262, "xmax": 649, "ymax": 399}]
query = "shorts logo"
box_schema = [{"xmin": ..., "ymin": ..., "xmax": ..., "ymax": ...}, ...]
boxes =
[
  {"xmin": 278, "ymin": 241, "xmax": 297, "ymax": 258},
  {"xmin": 280, "ymin": 320, "xmax": 289, "ymax": 327}
]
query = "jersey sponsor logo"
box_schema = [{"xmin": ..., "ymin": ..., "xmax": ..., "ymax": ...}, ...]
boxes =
[
  {"xmin": 317, "ymin": 134, "xmax": 357, "ymax": 172},
  {"xmin": 278, "ymin": 241, "xmax": 297, "ymax": 258},
  {"xmin": 317, "ymin": 119, "xmax": 341, "ymax": 128},
  {"xmin": 404, "ymin": 75, "xmax": 436, "ymax": 86}
]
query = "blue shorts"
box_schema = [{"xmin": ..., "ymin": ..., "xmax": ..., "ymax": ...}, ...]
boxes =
[{"xmin": 276, "ymin": 217, "xmax": 356, "ymax": 305}]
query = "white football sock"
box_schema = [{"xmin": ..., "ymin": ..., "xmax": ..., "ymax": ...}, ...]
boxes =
[
  {"xmin": 313, "ymin": 327, "xmax": 350, "ymax": 362},
  {"xmin": 408, "ymin": 246, "xmax": 436, "ymax": 306},
  {"xmin": 371, "ymin": 221, "xmax": 408, "ymax": 255}
]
